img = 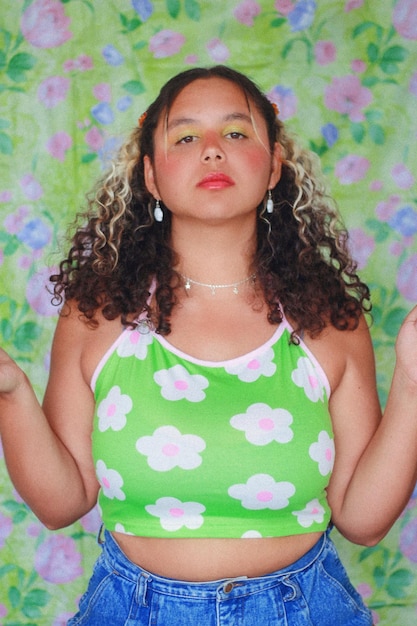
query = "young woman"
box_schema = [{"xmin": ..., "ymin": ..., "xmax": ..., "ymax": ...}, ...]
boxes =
[{"xmin": 1, "ymin": 66, "xmax": 417, "ymax": 625}]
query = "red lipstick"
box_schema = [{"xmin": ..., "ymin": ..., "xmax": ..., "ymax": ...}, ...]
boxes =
[{"xmin": 197, "ymin": 172, "xmax": 234, "ymax": 189}]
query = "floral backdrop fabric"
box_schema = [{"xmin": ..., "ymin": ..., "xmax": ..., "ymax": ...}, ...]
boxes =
[{"xmin": 0, "ymin": 0, "xmax": 417, "ymax": 624}]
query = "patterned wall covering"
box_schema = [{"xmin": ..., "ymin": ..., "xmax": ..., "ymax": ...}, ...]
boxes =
[{"xmin": 1, "ymin": 1, "xmax": 417, "ymax": 624}]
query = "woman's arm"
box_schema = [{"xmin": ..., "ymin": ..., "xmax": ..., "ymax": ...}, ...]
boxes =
[
  {"xmin": 327, "ymin": 306, "xmax": 417, "ymax": 546},
  {"xmin": 0, "ymin": 308, "xmax": 99, "ymax": 529}
]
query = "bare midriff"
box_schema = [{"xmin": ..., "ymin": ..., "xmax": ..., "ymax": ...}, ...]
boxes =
[{"xmin": 111, "ymin": 531, "xmax": 324, "ymax": 582}]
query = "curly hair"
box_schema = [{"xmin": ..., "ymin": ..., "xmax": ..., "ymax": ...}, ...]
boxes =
[{"xmin": 51, "ymin": 65, "xmax": 370, "ymax": 339}]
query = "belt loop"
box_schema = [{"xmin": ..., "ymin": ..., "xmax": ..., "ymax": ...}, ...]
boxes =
[
  {"xmin": 136, "ymin": 572, "xmax": 151, "ymax": 607},
  {"xmin": 97, "ymin": 524, "xmax": 105, "ymax": 546}
]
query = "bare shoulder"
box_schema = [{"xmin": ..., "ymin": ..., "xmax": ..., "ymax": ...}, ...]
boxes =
[{"xmin": 302, "ymin": 314, "xmax": 375, "ymax": 394}]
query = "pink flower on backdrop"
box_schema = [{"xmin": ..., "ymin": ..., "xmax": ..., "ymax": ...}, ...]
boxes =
[
  {"xmin": 351, "ymin": 59, "xmax": 366, "ymax": 73},
  {"xmin": 3, "ymin": 205, "xmax": 30, "ymax": 234},
  {"xmin": 267, "ymin": 86, "xmax": 297, "ymax": 120},
  {"xmin": 324, "ymin": 75, "xmax": 372, "ymax": 122},
  {"xmin": 0, "ymin": 512, "xmax": 13, "ymax": 548},
  {"xmin": 38, "ymin": 76, "xmax": 70, "ymax": 108},
  {"xmin": 0, "ymin": 250, "xmax": 4, "ymax": 266},
  {"xmin": 334, "ymin": 154, "xmax": 370, "ymax": 184},
  {"xmin": 391, "ymin": 163, "xmax": 415, "ymax": 189},
  {"xmin": 410, "ymin": 72, "xmax": 417, "ymax": 97},
  {"xmin": 356, "ymin": 583, "xmax": 373, "ymax": 599},
  {"xmin": 20, "ymin": 174, "xmax": 43, "ymax": 200},
  {"xmin": 375, "ymin": 195, "xmax": 401, "ymax": 221},
  {"xmin": 85, "ymin": 127, "xmax": 104, "ymax": 151},
  {"xmin": 185, "ymin": 54, "xmax": 199, "ymax": 64},
  {"xmin": 46, "ymin": 131, "xmax": 72, "ymax": 161},
  {"xmin": 234, "ymin": 0, "xmax": 261, "ymax": 26},
  {"xmin": 390, "ymin": 240, "xmax": 405, "ymax": 257},
  {"xmin": 314, "ymin": 41, "xmax": 336, "ymax": 65},
  {"xmin": 397, "ymin": 254, "xmax": 417, "ymax": 301},
  {"xmin": 369, "ymin": 180, "xmax": 383, "ymax": 191},
  {"xmin": 53, "ymin": 613, "xmax": 75, "ymax": 626},
  {"xmin": 26, "ymin": 266, "xmax": 59, "ymax": 317},
  {"xmin": 347, "ymin": 228, "xmax": 375, "ymax": 269},
  {"xmin": 275, "ymin": 0, "xmax": 294, "ymax": 16},
  {"xmin": 344, "ymin": 0, "xmax": 363, "ymax": 10},
  {"xmin": 93, "ymin": 83, "xmax": 112, "ymax": 102},
  {"xmin": 21, "ymin": 0, "xmax": 72, "ymax": 48},
  {"xmin": 35, "ymin": 535, "xmax": 83, "ymax": 583},
  {"xmin": 76, "ymin": 54, "xmax": 93, "ymax": 70},
  {"xmin": 206, "ymin": 38, "xmax": 230, "ymax": 62},
  {"xmin": 0, "ymin": 190, "xmax": 12, "ymax": 202},
  {"xmin": 0, "ymin": 604, "xmax": 7, "ymax": 618},
  {"xmin": 149, "ymin": 30, "xmax": 186, "ymax": 58},
  {"xmin": 393, "ymin": 0, "xmax": 417, "ymax": 40},
  {"xmin": 63, "ymin": 58, "xmax": 78, "ymax": 72},
  {"xmin": 27, "ymin": 522, "xmax": 43, "ymax": 537}
]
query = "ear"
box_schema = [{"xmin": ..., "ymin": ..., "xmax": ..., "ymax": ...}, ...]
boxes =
[
  {"xmin": 143, "ymin": 155, "xmax": 160, "ymax": 199},
  {"xmin": 268, "ymin": 142, "xmax": 282, "ymax": 189}
]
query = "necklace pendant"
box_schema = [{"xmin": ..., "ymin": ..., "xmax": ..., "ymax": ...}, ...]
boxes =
[
  {"xmin": 210, "ymin": 286, "xmax": 216, "ymax": 295},
  {"xmin": 185, "ymin": 278, "xmax": 191, "ymax": 291}
]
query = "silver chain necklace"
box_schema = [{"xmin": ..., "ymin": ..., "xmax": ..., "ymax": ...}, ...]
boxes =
[{"xmin": 179, "ymin": 272, "xmax": 256, "ymax": 296}]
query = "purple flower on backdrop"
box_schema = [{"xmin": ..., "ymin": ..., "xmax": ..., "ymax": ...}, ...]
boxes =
[
  {"xmin": 287, "ymin": 0, "xmax": 316, "ymax": 31},
  {"xmin": 321, "ymin": 123, "xmax": 339, "ymax": 147},
  {"xmin": 117, "ymin": 96, "xmax": 133, "ymax": 111},
  {"xmin": 21, "ymin": 0, "xmax": 72, "ymax": 48},
  {"xmin": 393, "ymin": 0, "xmax": 417, "ymax": 40},
  {"xmin": 274, "ymin": 0, "xmax": 293, "ymax": 15},
  {"xmin": 20, "ymin": 174, "xmax": 43, "ymax": 200},
  {"xmin": 348, "ymin": 228, "xmax": 375, "ymax": 269},
  {"xmin": 4, "ymin": 206, "xmax": 29, "ymax": 234},
  {"xmin": 91, "ymin": 102, "xmax": 115, "ymax": 125},
  {"xmin": 85, "ymin": 127, "xmax": 104, "ymax": 151},
  {"xmin": 206, "ymin": 38, "xmax": 230, "ymax": 62},
  {"xmin": 38, "ymin": 76, "xmax": 70, "ymax": 108},
  {"xmin": 149, "ymin": 30, "xmax": 186, "ymax": 58},
  {"xmin": 388, "ymin": 206, "xmax": 417, "ymax": 237},
  {"xmin": 132, "ymin": 0, "xmax": 154, "ymax": 21},
  {"xmin": 35, "ymin": 535, "xmax": 83, "ymax": 583},
  {"xmin": 79, "ymin": 506, "xmax": 102, "ymax": 533},
  {"xmin": 46, "ymin": 131, "xmax": 73, "ymax": 161},
  {"xmin": 0, "ymin": 512, "xmax": 13, "ymax": 548},
  {"xmin": 397, "ymin": 254, "xmax": 417, "ymax": 301},
  {"xmin": 324, "ymin": 75, "xmax": 372, "ymax": 122},
  {"xmin": 391, "ymin": 163, "xmax": 415, "ymax": 189},
  {"xmin": 93, "ymin": 83, "xmax": 112, "ymax": 102},
  {"xmin": 26, "ymin": 266, "xmax": 59, "ymax": 317},
  {"xmin": 233, "ymin": 0, "xmax": 261, "ymax": 26},
  {"xmin": 400, "ymin": 517, "xmax": 417, "ymax": 562},
  {"xmin": 17, "ymin": 218, "xmax": 51, "ymax": 250},
  {"xmin": 266, "ymin": 85, "xmax": 297, "ymax": 120},
  {"xmin": 102, "ymin": 44, "xmax": 125, "ymax": 66},
  {"xmin": 344, "ymin": 0, "xmax": 363, "ymax": 10},
  {"xmin": 334, "ymin": 154, "xmax": 370, "ymax": 184}
]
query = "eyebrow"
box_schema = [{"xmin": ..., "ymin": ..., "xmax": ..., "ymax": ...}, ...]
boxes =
[{"xmin": 166, "ymin": 112, "xmax": 253, "ymax": 131}]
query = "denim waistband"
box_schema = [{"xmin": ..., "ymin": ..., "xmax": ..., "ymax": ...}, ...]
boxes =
[{"xmin": 99, "ymin": 527, "xmax": 331, "ymax": 599}]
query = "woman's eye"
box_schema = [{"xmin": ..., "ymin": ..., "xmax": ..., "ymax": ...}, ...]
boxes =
[
  {"xmin": 177, "ymin": 135, "xmax": 196, "ymax": 144},
  {"xmin": 227, "ymin": 131, "xmax": 246, "ymax": 139}
]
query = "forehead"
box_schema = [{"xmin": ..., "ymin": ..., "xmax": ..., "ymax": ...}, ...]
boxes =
[{"xmin": 166, "ymin": 77, "xmax": 255, "ymax": 120}]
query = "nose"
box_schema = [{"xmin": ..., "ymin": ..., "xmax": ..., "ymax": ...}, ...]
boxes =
[{"xmin": 201, "ymin": 133, "xmax": 225, "ymax": 162}]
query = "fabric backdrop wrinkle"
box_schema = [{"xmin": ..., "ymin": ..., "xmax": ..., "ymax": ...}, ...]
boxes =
[{"xmin": 1, "ymin": 1, "xmax": 417, "ymax": 624}]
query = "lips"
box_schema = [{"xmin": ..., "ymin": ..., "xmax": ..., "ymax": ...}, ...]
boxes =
[{"xmin": 197, "ymin": 172, "xmax": 234, "ymax": 189}]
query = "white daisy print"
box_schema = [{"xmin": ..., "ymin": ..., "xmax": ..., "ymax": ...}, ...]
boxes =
[
  {"xmin": 96, "ymin": 460, "xmax": 126, "ymax": 501},
  {"xmin": 136, "ymin": 425, "xmax": 206, "ymax": 471},
  {"xmin": 241, "ymin": 530, "xmax": 263, "ymax": 538},
  {"xmin": 145, "ymin": 497, "xmax": 206, "ymax": 532},
  {"xmin": 224, "ymin": 348, "xmax": 276, "ymax": 383},
  {"xmin": 117, "ymin": 327, "xmax": 153, "ymax": 360},
  {"xmin": 291, "ymin": 356, "xmax": 326, "ymax": 402},
  {"xmin": 114, "ymin": 523, "xmax": 134, "ymax": 535},
  {"xmin": 230, "ymin": 403, "xmax": 293, "ymax": 446},
  {"xmin": 309, "ymin": 431, "xmax": 335, "ymax": 476},
  {"xmin": 228, "ymin": 474, "xmax": 296, "ymax": 510},
  {"xmin": 293, "ymin": 498, "xmax": 326, "ymax": 528},
  {"xmin": 154, "ymin": 364, "xmax": 209, "ymax": 402},
  {"xmin": 97, "ymin": 385, "xmax": 132, "ymax": 432}
]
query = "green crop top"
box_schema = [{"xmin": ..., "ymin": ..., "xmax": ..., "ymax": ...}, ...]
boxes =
[{"xmin": 91, "ymin": 314, "xmax": 334, "ymax": 539}]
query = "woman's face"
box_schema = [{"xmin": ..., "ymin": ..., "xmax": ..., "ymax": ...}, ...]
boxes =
[{"xmin": 144, "ymin": 77, "xmax": 281, "ymax": 226}]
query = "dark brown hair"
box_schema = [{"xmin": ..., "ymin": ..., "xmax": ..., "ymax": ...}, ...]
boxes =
[{"xmin": 51, "ymin": 65, "xmax": 370, "ymax": 338}]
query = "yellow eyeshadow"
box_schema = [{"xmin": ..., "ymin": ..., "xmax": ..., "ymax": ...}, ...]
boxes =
[{"xmin": 171, "ymin": 128, "xmax": 198, "ymax": 143}]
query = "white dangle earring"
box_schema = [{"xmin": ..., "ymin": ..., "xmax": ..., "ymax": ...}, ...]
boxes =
[
  {"xmin": 154, "ymin": 199, "xmax": 163, "ymax": 222},
  {"xmin": 266, "ymin": 189, "xmax": 274, "ymax": 214}
]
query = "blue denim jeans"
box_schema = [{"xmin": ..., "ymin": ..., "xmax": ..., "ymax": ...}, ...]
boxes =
[{"xmin": 67, "ymin": 527, "xmax": 373, "ymax": 625}]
